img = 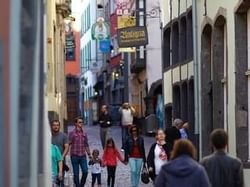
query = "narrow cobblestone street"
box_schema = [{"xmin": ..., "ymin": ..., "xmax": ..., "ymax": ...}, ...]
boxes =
[{"xmin": 65, "ymin": 125, "xmax": 155, "ymax": 187}]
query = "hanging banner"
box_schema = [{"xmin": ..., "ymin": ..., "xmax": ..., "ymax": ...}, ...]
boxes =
[
  {"xmin": 117, "ymin": 26, "xmax": 148, "ymax": 48},
  {"xmin": 91, "ymin": 17, "xmax": 110, "ymax": 40}
]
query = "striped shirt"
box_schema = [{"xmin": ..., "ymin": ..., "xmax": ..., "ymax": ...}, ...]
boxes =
[{"xmin": 69, "ymin": 128, "xmax": 89, "ymax": 156}]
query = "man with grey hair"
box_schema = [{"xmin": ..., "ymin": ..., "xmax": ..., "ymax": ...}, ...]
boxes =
[{"xmin": 165, "ymin": 118, "xmax": 182, "ymax": 150}]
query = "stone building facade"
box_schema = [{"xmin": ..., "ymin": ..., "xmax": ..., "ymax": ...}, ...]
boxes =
[
  {"xmin": 162, "ymin": 0, "xmax": 250, "ymax": 184},
  {"xmin": 197, "ymin": 0, "xmax": 250, "ymax": 183},
  {"xmin": 47, "ymin": 0, "xmax": 71, "ymax": 127},
  {"xmin": 162, "ymin": 0, "xmax": 195, "ymax": 142}
]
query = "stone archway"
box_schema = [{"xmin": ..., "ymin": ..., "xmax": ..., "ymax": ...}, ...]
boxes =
[
  {"xmin": 201, "ymin": 24, "xmax": 213, "ymax": 156},
  {"xmin": 212, "ymin": 15, "xmax": 226, "ymax": 129}
]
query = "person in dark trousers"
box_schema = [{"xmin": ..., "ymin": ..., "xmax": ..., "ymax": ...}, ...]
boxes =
[
  {"xmin": 88, "ymin": 149, "xmax": 102, "ymax": 187},
  {"xmin": 201, "ymin": 129, "xmax": 244, "ymax": 187},
  {"xmin": 147, "ymin": 129, "xmax": 171, "ymax": 181},
  {"xmin": 98, "ymin": 105, "xmax": 112, "ymax": 149},
  {"xmin": 102, "ymin": 138, "xmax": 125, "ymax": 187},
  {"xmin": 155, "ymin": 139, "xmax": 211, "ymax": 187},
  {"xmin": 124, "ymin": 126, "xmax": 146, "ymax": 187},
  {"xmin": 165, "ymin": 118, "xmax": 182, "ymax": 150},
  {"xmin": 69, "ymin": 117, "xmax": 92, "ymax": 187},
  {"xmin": 51, "ymin": 119, "xmax": 69, "ymax": 187},
  {"xmin": 119, "ymin": 102, "xmax": 136, "ymax": 150}
]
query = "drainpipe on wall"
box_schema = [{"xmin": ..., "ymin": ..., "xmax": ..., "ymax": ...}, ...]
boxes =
[{"xmin": 192, "ymin": 0, "xmax": 202, "ymax": 159}]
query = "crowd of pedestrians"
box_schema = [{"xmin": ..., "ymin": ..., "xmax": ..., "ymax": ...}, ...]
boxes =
[{"xmin": 50, "ymin": 103, "xmax": 244, "ymax": 187}]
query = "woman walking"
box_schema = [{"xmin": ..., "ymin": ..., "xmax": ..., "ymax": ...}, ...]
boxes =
[
  {"xmin": 155, "ymin": 139, "xmax": 211, "ymax": 187},
  {"xmin": 102, "ymin": 138, "xmax": 125, "ymax": 187},
  {"xmin": 124, "ymin": 126, "xmax": 146, "ymax": 187},
  {"xmin": 147, "ymin": 129, "xmax": 171, "ymax": 181}
]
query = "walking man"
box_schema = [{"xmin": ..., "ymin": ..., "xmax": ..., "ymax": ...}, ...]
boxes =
[
  {"xmin": 165, "ymin": 118, "xmax": 182, "ymax": 150},
  {"xmin": 51, "ymin": 120, "xmax": 69, "ymax": 186},
  {"xmin": 98, "ymin": 105, "xmax": 112, "ymax": 149},
  {"xmin": 69, "ymin": 117, "xmax": 92, "ymax": 187},
  {"xmin": 119, "ymin": 102, "xmax": 136, "ymax": 150},
  {"xmin": 201, "ymin": 129, "xmax": 243, "ymax": 187}
]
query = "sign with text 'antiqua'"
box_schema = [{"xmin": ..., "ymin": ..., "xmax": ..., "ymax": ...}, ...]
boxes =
[{"xmin": 117, "ymin": 26, "xmax": 148, "ymax": 48}]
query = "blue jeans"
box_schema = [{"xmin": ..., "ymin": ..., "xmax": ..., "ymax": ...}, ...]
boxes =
[
  {"xmin": 129, "ymin": 158, "xmax": 143, "ymax": 187},
  {"xmin": 122, "ymin": 126, "xmax": 129, "ymax": 149},
  {"xmin": 71, "ymin": 155, "xmax": 88, "ymax": 187}
]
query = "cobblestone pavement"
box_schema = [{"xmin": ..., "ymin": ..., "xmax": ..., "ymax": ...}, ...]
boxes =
[{"xmin": 64, "ymin": 125, "xmax": 155, "ymax": 187}]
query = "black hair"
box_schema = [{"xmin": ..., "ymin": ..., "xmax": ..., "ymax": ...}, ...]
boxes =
[
  {"xmin": 105, "ymin": 138, "xmax": 116, "ymax": 149},
  {"xmin": 129, "ymin": 125, "xmax": 139, "ymax": 135},
  {"xmin": 75, "ymin": 116, "xmax": 84, "ymax": 123},
  {"xmin": 92, "ymin": 149, "xmax": 99, "ymax": 156},
  {"xmin": 50, "ymin": 119, "xmax": 60, "ymax": 126}
]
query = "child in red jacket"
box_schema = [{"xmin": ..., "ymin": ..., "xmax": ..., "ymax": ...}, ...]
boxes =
[{"xmin": 102, "ymin": 138, "xmax": 125, "ymax": 187}]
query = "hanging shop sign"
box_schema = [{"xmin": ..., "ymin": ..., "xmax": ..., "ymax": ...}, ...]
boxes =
[
  {"xmin": 116, "ymin": 0, "xmax": 136, "ymax": 15},
  {"xmin": 117, "ymin": 16, "xmax": 136, "ymax": 29},
  {"xmin": 91, "ymin": 17, "xmax": 110, "ymax": 40},
  {"xmin": 117, "ymin": 16, "xmax": 136, "ymax": 52},
  {"xmin": 117, "ymin": 26, "xmax": 148, "ymax": 48},
  {"xmin": 99, "ymin": 39, "xmax": 111, "ymax": 53}
]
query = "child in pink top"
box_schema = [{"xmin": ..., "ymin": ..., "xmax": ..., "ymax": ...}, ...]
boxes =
[{"xmin": 102, "ymin": 138, "xmax": 125, "ymax": 187}]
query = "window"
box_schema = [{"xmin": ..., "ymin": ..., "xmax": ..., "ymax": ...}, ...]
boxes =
[
  {"xmin": 172, "ymin": 22, "xmax": 179, "ymax": 65},
  {"xmin": 180, "ymin": 17, "xmax": 187, "ymax": 62},
  {"xmin": 163, "ymin": 28, "xmax": 171, "ymax": 68},
  {"xmin": 187, "ymin": 11, "xmax": 193, "ymax": 59}
]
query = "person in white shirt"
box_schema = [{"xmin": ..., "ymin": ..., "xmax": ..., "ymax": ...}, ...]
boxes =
[
  {"xmin": 119, "ymin": 102, "xmax": 136, "ymax": 150},
  {"xmin": 147, "ymin": 129, "xmax": 171, "ymax": 181},
  {"xmin": 88, "ymin": 149, "xmax": 102, "ymax": 187},
  {"xmin": 180, "ymin": 122, "xmax": 189, "ymax": 139}
]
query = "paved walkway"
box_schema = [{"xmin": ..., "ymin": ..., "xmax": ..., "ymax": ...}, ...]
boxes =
[{"xmin": 64, "ymin": 125, "xmax": 155, "ymax": 187}]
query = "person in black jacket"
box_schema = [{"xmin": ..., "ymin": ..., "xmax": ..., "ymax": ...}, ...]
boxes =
[
  {"xmin": 124, "ymin": 126, "xmax": 146, "ymax": 187},
  {"xmin": 165, "ymin": 118, "xmax": 182, "ymax": 150},
  {"xmin": 147, "ymin": 129, "xmax": 171, "ymax": 181},
  {"xmin": 201, "ymin": 129, "xmax": 243, "ymax": 187},
  {"xmin": 98, "ymin": 105, "xmax": 112, "ymax": 149}
]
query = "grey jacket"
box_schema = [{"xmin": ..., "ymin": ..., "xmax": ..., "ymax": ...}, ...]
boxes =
[{"xmin": 201, "ymin": 150, "xmax": 243, "ymax": 187}]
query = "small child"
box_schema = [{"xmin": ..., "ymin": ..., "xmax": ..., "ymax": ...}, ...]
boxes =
[
  {"xmin": 102, "ymin": 138, "xmax": 125, "ymax": 187},
  {"xmin": 89, "ymin": 149, "xmax": 102, "ymax": 187}
]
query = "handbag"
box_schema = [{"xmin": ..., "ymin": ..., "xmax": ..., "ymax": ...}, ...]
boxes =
[
  {"xmin": 141, "ymin": 163, "xmax": 150, "ymax": 184},
  {"xmin": 63, "ymin": 162, "xmax": 69, "ymax": 172}
]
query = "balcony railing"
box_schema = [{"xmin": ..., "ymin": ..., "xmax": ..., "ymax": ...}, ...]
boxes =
[{"xmin": 56, "ymin": 0, "xmax": 71, "ymax": 18}]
